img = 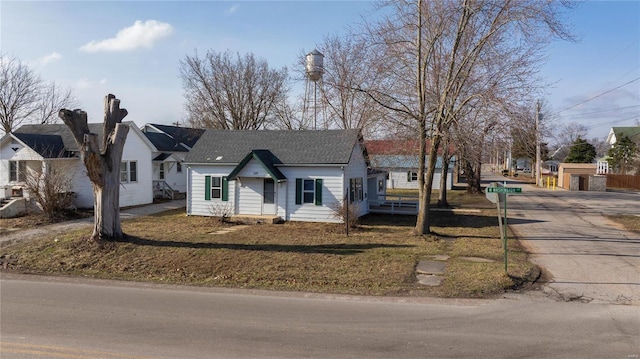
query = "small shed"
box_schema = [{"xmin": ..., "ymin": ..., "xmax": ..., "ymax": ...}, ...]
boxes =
[{"xmin": 557, "ymin": 163, "xmax": 597, "ymax": 190}]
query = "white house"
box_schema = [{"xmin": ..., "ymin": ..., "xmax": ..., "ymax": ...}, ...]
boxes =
[
  {"xmin": 0, "ymin": 122, "xmax": 155, "ymax": 209},
  {"xmin": 140, "ymin": 123, "xmax": 204, "ymax": 199},
  {"xmin": 184, "ymin": 129, "xmax": 370, "ymax": 223},
  {"xmin": 366, "ymin": 139, "xmax": 454, "ymax": 190}
]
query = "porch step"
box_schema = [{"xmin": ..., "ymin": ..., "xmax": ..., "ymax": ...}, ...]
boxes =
[{"xmin": 230, "ymin": 215, "xmax": 283, "ymax": 225}]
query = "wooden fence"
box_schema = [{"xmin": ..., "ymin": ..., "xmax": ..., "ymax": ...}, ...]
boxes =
[{"xmin": 606, "ymin": 174, "xmax": 640, "ymax": 190}]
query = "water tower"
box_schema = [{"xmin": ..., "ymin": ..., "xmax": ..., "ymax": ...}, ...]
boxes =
[{"xmin": 304, "ymin": 49, "xmax": 324, "ymax": 129}]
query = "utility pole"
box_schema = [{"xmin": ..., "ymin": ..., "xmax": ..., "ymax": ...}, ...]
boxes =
[{"xmin": 535, "ymin": 100, "xmax": 542, "ymax": 186}]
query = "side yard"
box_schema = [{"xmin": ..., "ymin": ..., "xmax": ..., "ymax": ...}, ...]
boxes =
[{"xmin": 0, "ymin": 191, "xmax": 538, "ymax": 298}]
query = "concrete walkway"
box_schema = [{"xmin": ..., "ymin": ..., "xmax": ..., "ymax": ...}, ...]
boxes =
[{"xmin": 0, "ymin": 200, "xmax": 186, "ymax": 244}]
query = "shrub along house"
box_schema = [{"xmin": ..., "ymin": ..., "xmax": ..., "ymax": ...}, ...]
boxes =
[{"xmin": 184, "ymin": 129, "xmax": 370, "ymax": 223}]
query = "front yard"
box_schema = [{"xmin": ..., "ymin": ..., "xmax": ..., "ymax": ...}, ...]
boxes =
[{"xmin": 0, "ymin": 191, "xmax": 538, "ymax": 298}]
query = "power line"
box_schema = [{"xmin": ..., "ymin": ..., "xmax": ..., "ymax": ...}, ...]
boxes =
[
  {"xmin": 585, "ymin": 115, "xmax": 639, "ymax": 129},
  {"xmin": 558, "ymin": 105, "xmax": 640, "ymax": 118},
  {"xmin": 557, "ymin": 77, "xmax": 640, "ymax": 113}
]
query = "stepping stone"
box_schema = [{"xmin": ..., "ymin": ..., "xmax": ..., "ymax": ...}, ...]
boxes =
[
  {"xmin": 417, "ymin": 274, "xmax": 444, "ymax": 286},
  {"xmin": 416, "ymin": 260, "xmax": 446, "ymax": 275},
  {"xmin": 459, "ymin": 257, "xmax": 496, "ymax": 263}
]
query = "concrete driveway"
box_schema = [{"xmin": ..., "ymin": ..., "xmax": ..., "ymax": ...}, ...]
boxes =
[{"xmin": 485, "ymin": 175, "xmax": 640, "ymax": 305}]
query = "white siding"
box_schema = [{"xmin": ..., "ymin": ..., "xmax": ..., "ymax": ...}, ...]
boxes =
[
  {"xmin": 187, "ymin": 165, "xmax": 236, "ymax": 216},
  {"xmin": 119, "ymin": 130, "xmax": 153, "ymax": 207},
  {"xmin": 281, "ymin": 166, "xmax": 344, "ymax": 223},
  {"xmin": 387, "ymin": 169, "xmax": 452, "ymax": 190},
  {"xmin": 153, "ymin": 153, "xmax": 188, "ymax": 193},
  {"xmin": 186, "ymin": 142, "xmax": 370, "ymax": 223},
  {"xmin": 342, "ymin": 142, "xmax": 369, "ymax": 216},
  {"xmin": 236, "ymin": 178, "xmax": 262, "ymax": 215},
  {"xmin": 237, "ymin": 159, "xmax": 269, "ymax": 178}
]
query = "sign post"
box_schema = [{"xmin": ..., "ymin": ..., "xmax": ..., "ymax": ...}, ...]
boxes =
[{"xmin": 486, "ymin": 184, "xmax": 522, "ymax": 272}]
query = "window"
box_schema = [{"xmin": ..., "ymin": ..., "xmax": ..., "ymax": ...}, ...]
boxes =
[
  {"xmin": 407, "ymin": 171, "xmax": 418, "ymax": 182},
  {"xmin": 349, "ymin": 177, "xmax": 363, "ymax": 203},
  {"xmin": 9, "ymin": 161, "xmax": 26, "ymax": 182},
  {"xmin": 176, "ymin": 162, "xmax": 182, "ymax": 173},
  {"xmin": 159, "ymin": 163, "xmax": 165, "ymax": 180},
  {"xmin": 205, "ymin": 176, "xmax": 228, "ymax": 201},
  {"xmin": 129, "ymin": 162, "xmax": 137, "ymax": 182},
  {"xmin": 211, "ymin": 176, "xmax": 221, "ymax": 199},
  {"xmin": 120, "ymin": 161, "xmax": 138, "ymax": 183},
  {"xmin": 263, "ymin": 178, "xmax": 275, "ymax": 204},
  {"xmin": 295, "ymin": 178, "xmax": 323, "ymax": 205},
  {"xmin": 378, "ymin": 179, "xmax": 385, "ymax": 193}
]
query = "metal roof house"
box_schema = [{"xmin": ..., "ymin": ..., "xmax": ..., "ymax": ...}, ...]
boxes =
[
  {"xmin": 365, "ymin": 140, "xmax": 454, "ymax": 190},
  {"xmin": 184, "ymin": 129, "xmax": 370, "ymax": 223}
]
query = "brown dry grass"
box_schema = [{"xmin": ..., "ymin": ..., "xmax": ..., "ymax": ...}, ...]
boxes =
[
  {"xmin": 606, "ymin": 215, "xmax": 640, "ymax": 234},
  {"xmin": 0, "ymin": 190, "xmax": 537, "ymax": 298}
]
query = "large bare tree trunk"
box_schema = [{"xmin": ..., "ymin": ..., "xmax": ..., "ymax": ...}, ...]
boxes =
[{"xmin": 59, "ymin": 94, "xmax": 129, "ymax": 242}]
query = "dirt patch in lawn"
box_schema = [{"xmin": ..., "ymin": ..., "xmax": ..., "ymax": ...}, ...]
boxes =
[
  {"xmin": 606, "ymin": 214, "xmax": 640, "ymax": 234},
  {"xmin": 1, "ymin": 201, "xmax": 538, "ymax": 298}
]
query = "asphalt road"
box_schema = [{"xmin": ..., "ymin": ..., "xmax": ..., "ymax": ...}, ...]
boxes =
[
  {"xmin": 485, "ymin": 174, "xmax": 640, "ymax": 305},
  {"xmin": 1, "ymin": 274, "xmax": 638, "ymax": 359}
]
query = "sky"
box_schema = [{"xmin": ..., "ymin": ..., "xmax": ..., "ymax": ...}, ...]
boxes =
[{"xmin": 1, "ymin": 1, "xmax": 639, "ymax": 142}]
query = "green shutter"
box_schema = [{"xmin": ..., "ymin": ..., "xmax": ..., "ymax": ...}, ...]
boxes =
[
  {"xmin": 407, "ymin": 171, "xmax": 412, "ymax": 182},
  {"xmin": 295, "ymin": 178, "xmax": 302, "ymax": 205},
  {"xmin": 222, "ymin": 176, "xmax": 228, "ymax": 201},
  {"xmin": 315, "ymin": 178, "xmax": 323, "ymax": 206},
  {"xmin": 205, "ymin": 176, "xmax": 211, "ymax": 200}
]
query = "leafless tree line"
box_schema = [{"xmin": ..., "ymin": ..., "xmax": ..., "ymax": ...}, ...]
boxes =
[
  {"xmin": 178, "ymin": 0, "xmax": 574, "ymax": 235},
  {"xmin": 0, "ymin": 55, "xmax": 76, "ymax": 134}
]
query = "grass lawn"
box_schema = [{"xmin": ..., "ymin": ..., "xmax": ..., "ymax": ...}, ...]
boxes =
[{"xmin": 0, "ymin": 190, "xmax": 538, "ymax": 298}]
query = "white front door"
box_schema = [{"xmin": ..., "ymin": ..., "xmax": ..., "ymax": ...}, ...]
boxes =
[{"xmin": 262, "ymin": 178, "xmax": 276, "ymax": 215}]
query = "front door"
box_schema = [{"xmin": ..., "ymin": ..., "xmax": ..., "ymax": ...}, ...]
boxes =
[{"xmin": 262, "ymin": 178, "xmax": 276, "ymax": 214}]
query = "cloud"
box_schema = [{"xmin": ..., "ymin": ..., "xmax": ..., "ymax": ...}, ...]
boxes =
[
  {"xmin": 75, "ymin": 77, "xmax": 107, "ymax": 90},
  {"xmin": 38, "ymin": 52, "xmax": 62, "ymax": 66},
  {"xmin": 227, "ymin": 4, "xmax": 239, "ymax": 14},
  {"xmin": 79, "ymin": 20, "xmax": 173, "ymax": 53}
]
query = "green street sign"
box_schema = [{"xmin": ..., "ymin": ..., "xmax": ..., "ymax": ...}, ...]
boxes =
[{"xmin": 487, "ymin": 187, "xmax": 522, "ymax": 193}]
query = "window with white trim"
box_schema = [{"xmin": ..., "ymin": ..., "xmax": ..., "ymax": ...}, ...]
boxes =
[
  {"xmin": 349, "ymin": 177, "xmax": 363, "ymax": 203},
  {"xmin": 295, "ymin": 178, "xmax": 323, "ymax": 205},
  {"xmin": 120, "ymin": 161, "xmax": 138, "ymax": 183},
  {"xmin": 9, "ymin": 161, "xmax": 26, "ymax": 182},
  {"xmin": 159, "ymin": 163, "xmax": 165, "ymax": 180}
]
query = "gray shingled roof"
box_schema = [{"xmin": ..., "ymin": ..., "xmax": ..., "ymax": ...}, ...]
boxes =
[
  {"xmin": 147, "ymin": 124, "xmax": 204, "ymax": 148},
  {"xmin": 144, "ymin": 132, "xmax": 189, "ymax": 152},
  {"xmin": 14, "ymin": 123, "xmax": 104, "ymax": 152},
  {"xmin": 12, "ymin": 133, "xmax": 73, "ymax": 158},
  {"xmin": 185, "ymin": 129, "xmax": 363, "ymax": 165}
]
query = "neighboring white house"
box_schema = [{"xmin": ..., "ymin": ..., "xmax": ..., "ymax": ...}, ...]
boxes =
[
  {"xmin": 140, "ymin": 123, "xmax": 204, "ymax": 199},
  {"xmin": 184, "ymin": 129, "xmax": 370, "ymax": 223},
  {"xmin": 0, "ymin": 122, "xmax": 155, "ymax": 209},
  {"xmin": 606, "ymin": 126, "xmax": 640, "ymax": 147},
  {"xmin": 366, "ymin": 140, "xmax": 454, "ymax": 191}
]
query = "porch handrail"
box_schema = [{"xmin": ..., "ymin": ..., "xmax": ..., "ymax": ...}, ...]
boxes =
[{"xmin": 153, "ymin": 180, "xmax": 175, "ymax": 200}]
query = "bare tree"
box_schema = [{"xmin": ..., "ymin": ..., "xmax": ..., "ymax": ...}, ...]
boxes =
[
  {"xmin": 356, "ymin": 0, "xmax": 573, "ymax": 235},
  {"xmin": 59, "ymin": 94, "xmax": 129, "ymax": 242},
  {"xmin": 180, "ymin": 50, "xmax": 289, "ymax": 130},
  {"xmin": 0, "ymin": 55, "xmax": 76, "ymax": 134},
  {"xmin": 308, "ymin": 34, "xmax": 388, "ymax": 137},
  {"xmin": 0, "ymin": 56, "xmax": 40, "ymax": 134},
  {"xmin": 36, "ymin": 82, "xmax": 76, "ymax": 125}
]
